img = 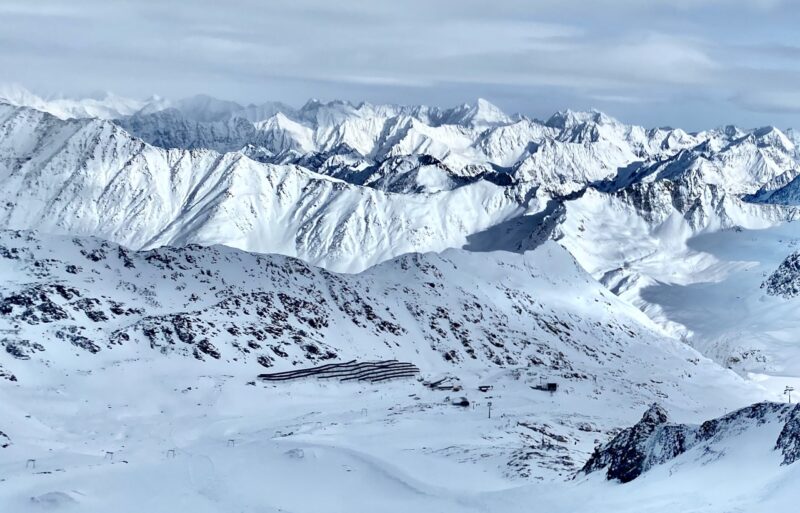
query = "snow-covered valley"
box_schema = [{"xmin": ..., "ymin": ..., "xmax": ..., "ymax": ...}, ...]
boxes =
[
  {"xmin": 3, "ymin": 359, "xmax": 798, "ymax": 513},
  {"xmin": 2, "ymin": 86, "xmax": 800, "ymax": 511}
]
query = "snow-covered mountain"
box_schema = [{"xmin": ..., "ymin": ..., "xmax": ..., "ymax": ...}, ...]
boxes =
[
  {"xmin": 0, "ymin": 84, "xmax": 151, "ymax": 120},
  {"xmin": 0, "ymin": 228, "xmax": 739, "ymax": 398},
  {"xmin": 0, "ymin": 102, "xmax": 536, "ymax": 272},
  {"xmin": 0, "ymin": 229, "xmax": 767, "ymax": 508},
  {"xmin": 4, "ymin": 92, "xmax": 799, "ymax": 276},
  {"xmin": 117, "ymin": 101, "xmax": 707, "ymax": 196},
  {"xmin": 4, "ymin": 87, "xmax": 800, "ymax": 511},
  {"xmin": 3, "ymin": 92, "xmax": 800, "ymax": 367}
]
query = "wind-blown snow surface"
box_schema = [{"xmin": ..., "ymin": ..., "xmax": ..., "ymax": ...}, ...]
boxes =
[{"xmin": 0, "ymin": 230, "xmax": 768, "ymax": 512}]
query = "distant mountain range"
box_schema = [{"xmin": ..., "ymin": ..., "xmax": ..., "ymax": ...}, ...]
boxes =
[{"xmin": 3, "ymin": 84, "xmax": 800, "ymax": 509}]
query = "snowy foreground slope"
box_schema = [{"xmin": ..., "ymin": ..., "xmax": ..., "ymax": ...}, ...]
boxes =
[{"xmin": 0, "ymin": 229, "xmax": 772, "ymax": 512}]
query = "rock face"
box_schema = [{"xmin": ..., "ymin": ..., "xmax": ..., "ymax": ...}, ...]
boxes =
[
  {"xmin": 776, "ymin": 406, "xmax": 800, "ymax": 465},
  {"xmin": 762, "ymin": 252, "xmax": 800, "ymax": 298},
  {"xmin": 579, "ymin": 404, "xmax": 684, "ymax": 483},
  {"xmin": 580, "ymin": 402, "xmax": 800, "ymax": 482}
]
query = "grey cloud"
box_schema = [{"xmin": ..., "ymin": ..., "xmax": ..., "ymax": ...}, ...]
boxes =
[{"xmin": 1, "ymin": 0, "xmax": 799, "ymax": 130}]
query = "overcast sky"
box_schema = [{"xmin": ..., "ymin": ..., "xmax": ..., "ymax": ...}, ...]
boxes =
[{"xmin": 2, "ymin": 0, "xmax": 800, "ymax": 130}]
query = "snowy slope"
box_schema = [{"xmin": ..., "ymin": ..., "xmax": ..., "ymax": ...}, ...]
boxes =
[
  {"xmin": 0, "ymin": 229, "xmax": 773, "ymax": 512},
  {"xmin": 0, "ymin": 102, "xmax": 532, "ymax": 272},
  {"xmin": 0, "ymin": 228, "xmax": 750, "ymax": 410},
  {"xmin": 626, "ymin": 224, "xmax": 800, "ymax": 377},
  {"xmin": 555, "ymin": 188, "xmax": 800, "ymax": 375}
]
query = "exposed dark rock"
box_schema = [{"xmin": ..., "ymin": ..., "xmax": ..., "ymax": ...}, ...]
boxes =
[
  {"xmin": 196, "ymin": 339, "xmax": 221, "ymax": 359},
  {"xmin": 0, "ymin": 244, "xmax": 22, "ymax": 259},
  {"xmin": 3, "ymin": 339, "xmax": 45, "ymax": 360},
  {"xmin": 581, "ymin": 402, "xmax": 799, "ymax": 483},
  {"xmin": 0, "ymin": 285, "xmax": 77, "ymax": 324},
  {"xmin": 580, "ymin": 404, "xmax": 681, "ymax": 483},
  {"xmin": 117, "ymin": 246, "xmax": 135, "ymax": 268},
  {"xmin": 71, "ymin": 298, "xmax": 109, "ymax": 322},
  {"xmin": 0, "ymin": 364, "xmax": 17, "ymax": 382},
  {"xmin": 763, "ymin": 252, "xmax": 800, "ymax": 298},
  {"xmin": 108, "ymin": 301, "xmax": 142, "ymax": 316},
  {"xmin": 776, "ymin": 405, "xmax": 800, "ymax": 465},
  {"xmin": 81, "ymin": 248, "xmax": 107, "ymax": 262},
  {"xmin": 55, "ymin": 328, "xmax": 101, "ymax": 353}
]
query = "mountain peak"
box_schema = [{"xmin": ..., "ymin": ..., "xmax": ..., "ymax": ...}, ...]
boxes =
[
  {"xmin": 441, "ymin": 98, "xmax": 510, "ymax": 127},
  {"xmin": 640, "ymin": 403, "xmax": 670, "ymax": 426},
  {"xmin": 172, "ymin": 94, "xmax": 244, "ymax": 122},
  {"xmin": 0, "ymin": 83, "xmax": 42, "ymax": 105},
  {"xmin": 300, "ymin": 98, "xmax": 324, "ymax": 111},
  {"xmin": 751, "ymin": 126, "xmax": 794, "ymax": 151},
  {"xmin": 544, "ymin": 108, "xmax": 616, "ymax": 129}
]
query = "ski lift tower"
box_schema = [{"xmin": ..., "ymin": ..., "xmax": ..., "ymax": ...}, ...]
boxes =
[{"xmin": 785, "ymin": 386, "xmax": 795, "ymax": 404}]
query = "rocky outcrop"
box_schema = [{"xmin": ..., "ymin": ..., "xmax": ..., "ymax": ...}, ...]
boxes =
[
  {"xmin": 762, "ymin": 252, "xmax": 800, "ymax": 298},
  {"xmin": 776, "ymin": 405, "xmax": 800, "ymax": 465},
  {"xmin": 580, "ymin": 404, "xmax": 684, "ymax": 483},
  {"xmin": 580, "ymin": 402, "xmax": 800, "ymax": 482}
]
